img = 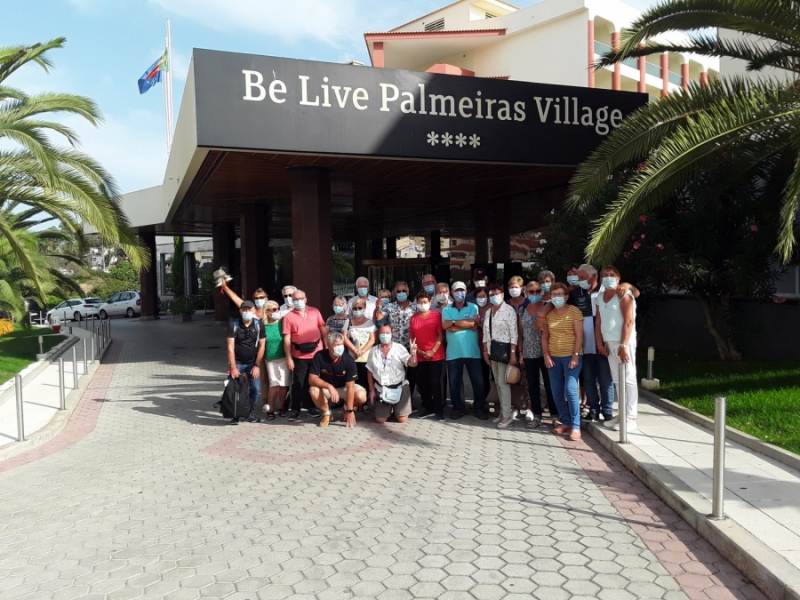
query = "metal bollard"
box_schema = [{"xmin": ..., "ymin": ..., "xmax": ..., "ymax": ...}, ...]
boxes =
[
  {"xmin": 15, "ymin": 374, "xmax": 25, "ymax": 442},
  {"xmin": 90, "ymin": 335, "xmax": 95, "ymax": 364},
  {"xmin": 618, "ymin": 362, "xmax": 628, "ymax": 444},
  {"xmin": 72, "ymin": 346, "xmax": 79, "ymax": 389},
  {"xmin": 58, "ymin": 358, "xmax": 66, "ymax": 410},
  {"xmin": 38, "ymin": 335, "xmax": 43, "ymax": 355},
  {"xmin": 711, "ymin": 396, "xmax": 727, "ymax": 520},
  {"xmin": 82, "ymin": 339, "xmax": 88, "ymax": 374},
  {"xmin": 91, "ymin": 316, "xmax": 95, "ymax": 333},
  {"xmin": 107, "ymin": 318, "xmax": 111, "ymax": 340},
  {"xmin": 647, "ymin": 347, "xmax": 654, "ymax": 380},
  {"xmin": 68, "ymin": 325, "xmax": 72, "ymax": 335}
]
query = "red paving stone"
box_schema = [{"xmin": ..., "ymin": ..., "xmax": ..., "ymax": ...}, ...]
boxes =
[
  {"xmin": 0, "ymin": 341, "xmax": 123, "ymax": 474},
  {"xmin": 559, "ymin": 432, "xmax": 766, "ymax": 600}
]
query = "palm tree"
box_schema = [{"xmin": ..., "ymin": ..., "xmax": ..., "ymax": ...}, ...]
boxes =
[
  {"xmin": 567, "ymin": 0, "xmax": 800, "ymax": 264},
  {"xmin": 0, "ymin": 38, "xmax": 148, "ymax": 300}
]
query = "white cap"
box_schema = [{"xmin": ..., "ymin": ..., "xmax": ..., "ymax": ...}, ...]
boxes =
[{"xmin": 452, "ymin": 281, "xmax": 467, "ymax": 292}]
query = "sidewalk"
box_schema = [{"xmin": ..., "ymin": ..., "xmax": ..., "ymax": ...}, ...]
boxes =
[
  {"xmin": 0, "ymin": 326, "xmax": 93, "ymax": 448},
  {"xmin": 589, "ymin": 394, "xmax": 800, "ymax": 598}
]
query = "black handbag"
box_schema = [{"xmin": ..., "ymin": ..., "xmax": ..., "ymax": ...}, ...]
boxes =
[
  {"xmin": 292, "ymin": 340, "xmax": 319, "ymax": 353},
  {"xmin": 488, "ymin": 308, "xmax": 511, "ymax": 364}
]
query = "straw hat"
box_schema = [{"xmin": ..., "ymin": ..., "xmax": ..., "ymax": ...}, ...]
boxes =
[{"xmin": 506, "ymin": 364, "xmax": 521, "ymax": 385}]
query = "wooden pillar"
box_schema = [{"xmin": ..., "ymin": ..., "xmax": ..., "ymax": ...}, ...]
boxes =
[
  {"xmin": 587, "ymin": 20, "xmax": 595, "ymax": 88},
  {"xmin": 290, "ymin": 168, "xmax": 333, "ymax": 315},
  {"xmin": 212, "ymin": 222, "xmax": 235, "ymax": 323},
  {"xmin": 354, "ymin": 233, "xmax": 369, "ymax": 278},
  {"xmin": 661, "ymin": 53, "xmax": 669, "ymax": 97},
  {"xmin": 474, "ymin": 209, "xmax": 489, "ymax": 263},
  {"xmin": 386, "ymin": 237, "xmax": 397, "ymax": 260},
  {"xmin": 612, "ymin": 32, "xmax": 621, "ymax": 91},
  {"xmin": 239, "ymin": 204, "xmax": 271, "ymax": 302},
  {"xmin": 138, "ymin": 231, "xmax": 159, "ymax": 320}
]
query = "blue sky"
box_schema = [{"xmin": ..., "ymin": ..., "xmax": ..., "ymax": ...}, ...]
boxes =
[{"xmin": 4, "ymin": 0, "xmax": 656, "ymax": 194}]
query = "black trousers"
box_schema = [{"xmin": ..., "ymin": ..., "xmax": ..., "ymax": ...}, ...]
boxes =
[
  {"xmin": 290, "ymin": 357, "xmax": 313, "ymax": 412},
  {"xmin": 416, "ymin": 360, "xmax": 444, "ymax": 414},
  {"xmin": 524, "ymin": 356, "xmax": 557, "ymax": 417}
]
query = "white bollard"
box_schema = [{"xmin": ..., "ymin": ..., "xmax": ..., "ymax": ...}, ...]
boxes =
[
  {"xmin": 618, "ymin": 362, "xmax": 628, "ymax": 444},
  {"xmin": 711, "ymin": 397, "xmax": 727, "ymax": 520}
]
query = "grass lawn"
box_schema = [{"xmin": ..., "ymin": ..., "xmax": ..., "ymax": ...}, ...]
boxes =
[
  {"xmin": 642, "ymin": 351, "xmax": 800, "ymax": 455},
  {"xmin": 0, "ymin": 327, "xmax": 66, "ymax": 386}
]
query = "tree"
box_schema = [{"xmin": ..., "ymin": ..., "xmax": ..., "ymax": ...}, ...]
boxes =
[
  {"xmin": 567, "ymin": 0, "xmax": 800, "ymax": 265},
  {"xmin": 170, "ymin": 236, "xmax": 185, "ymax": 297},
  {"xmin": 0, "ymin": 38, "xmax": 148, "ymax": 300},
  {"xmin": 547, "ymin": 157, "xmax": 795, "ymax": 360}
]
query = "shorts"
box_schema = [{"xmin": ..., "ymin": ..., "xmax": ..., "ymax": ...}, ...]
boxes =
[
  {"xmin": 322, "ymin": 383, "xmax": 366, "ymax": 409},
  {"xmin": 266, "ymin": 359, "xmax": 290, "ymax": 387},
  {"xmin": 374, "ymin": 385, "xmax": 413, "ymax": 420}
]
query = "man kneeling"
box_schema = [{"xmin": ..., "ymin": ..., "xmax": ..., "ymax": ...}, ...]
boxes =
[{"xmin": 309, "ymin": 332, "xmax": 367, "ymax": 428}]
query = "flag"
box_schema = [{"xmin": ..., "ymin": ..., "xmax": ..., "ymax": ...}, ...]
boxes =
[{"xmin": 138, "ymin": 50, "xmax": 169, "ymax": 95}]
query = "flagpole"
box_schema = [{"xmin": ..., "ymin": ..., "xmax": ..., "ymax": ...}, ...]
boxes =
[{"xmin": 164, "ymin": 19, "xmax": 175, "ymax": 153}]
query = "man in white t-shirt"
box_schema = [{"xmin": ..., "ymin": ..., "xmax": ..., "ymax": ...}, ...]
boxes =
[{"xmin": 347, "ymin": 277, "xmax": 378, "ymax": 318}]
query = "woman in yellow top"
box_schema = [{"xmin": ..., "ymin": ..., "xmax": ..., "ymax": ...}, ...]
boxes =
[{"xmin": 542, "ymin": 282, "xmax": 584, "ymax": 441}]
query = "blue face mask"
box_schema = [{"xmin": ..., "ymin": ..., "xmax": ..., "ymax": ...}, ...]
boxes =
[
  {"xmin": 541, "ymin": 283, "xmax": 551, "ymax": 293},
  {"xmin": 453, "ymin": 291, "xmax": 466, "ymax": 303},
  {"xmin": 551, "ymin": 297, "xmax": 566, "ymax": 308},
  {"xmin": 578, "ymin": 280, "xmax": 592, "ymax": 290},
  {"xmin": 476, "ymin": 297, "xmax": 487, "ymax": 307},
  {"xmin": 381, "ymin": 297, "xmax": 390, "ymax": 306},
  {"xmin": 379, "ymin": 333, "xmax": 392, "ymax": 344},
  {"xmin": 333, "ymin": 305, "xmax": 344, "ymax": 314},
  {"xmin": 254, "ymin": 298, "xmax": 266, "ymax": 308},
  {"xmin": 602, "ymin": 277, "xmax": 618, "ymax": 290},
  {"xmin": 567, "ymin": 276, "xmax": 580, "ymax": 286},
  {"xmin": 332, "ymin": 345, "xmax": 345, "ymax": 357},
  {"xmin": 489, "ymin": 295, "xmax": 502, "ymax": 306},
  {"xmin": 424, "ymin": 285, "xmax": 435, "ymax": 294},
  {"xmin": 396, "ymin": 292, "xmax": 408, "ymax": 302},
  {"xmin": 528, "ymin": 294, "xmax": 541, "ymax": 304},
  {"xmin": 241, "ymin": 311, "xmax": 254, "ymax": 322},
  {"xmin": 357, "ymin": 287, "xmax": 368, "ymax": 297},
  {"xmin": 293, "ymin": 300, "xmax": 306, "ymax": 310},
  {"xmin": 352, "ymin": 309, "xmax": 365, "ymax": 318}
]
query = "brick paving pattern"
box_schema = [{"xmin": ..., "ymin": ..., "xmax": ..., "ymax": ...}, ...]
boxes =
[{"xmin": 0, "ymin": 318, "xmax": 766, "ymax": 599}]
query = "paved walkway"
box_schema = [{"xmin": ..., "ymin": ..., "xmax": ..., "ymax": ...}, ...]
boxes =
[
  {"xmin": 0, "ymin": 326, "xmax": 94, "ymax": 448},
  {"xmin": 0, "ymin": 316, "xmax": 765, "ymax": 599},
  {"xmin": 610, "ymin": 399, "xmax": 800, "ymax": 571}
]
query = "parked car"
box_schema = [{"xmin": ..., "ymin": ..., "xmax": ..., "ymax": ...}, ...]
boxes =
[
  {"xmin": 46, "ymin": 298, "xmax": 102, "ymax": 322},
  {"xmin": 98, "ymin": 291, "xmax": 142, "ymax": 319}
]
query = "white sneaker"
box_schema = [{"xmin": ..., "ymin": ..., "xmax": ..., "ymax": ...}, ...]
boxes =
[
  {"xmin": 524, "ymin": 409, "xmax": 534, "ymax": 422},
  {"xmin": 603, "ymin": 416, "xmax": 620, "ymax": 430},
  {"xmin": 511, "ymin": 409, "xmax": 519, "ymax": 421},
  {"xmin": 497, "ymin": 418, "xmax": 513, "ymax": 429},
  {"xmin": 627, "ymin": 419, "xmax": 638, "ymax": 432}
]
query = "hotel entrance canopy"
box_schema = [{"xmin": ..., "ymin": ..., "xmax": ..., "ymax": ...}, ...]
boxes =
[{"xmin": 133, "ymin": 49, "xmax": 646, "ymax": 316}]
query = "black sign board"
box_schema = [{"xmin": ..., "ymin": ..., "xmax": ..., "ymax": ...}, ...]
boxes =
[{"xmin": 193, "ymin": 49, "xmax": 648, "ymax": 166}]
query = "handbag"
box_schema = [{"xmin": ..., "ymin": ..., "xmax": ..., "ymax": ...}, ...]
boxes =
[
  {"xmin": 488, "ymin": 308, "xmax": 511, "ymax": 364},
  {"xmin": 378, "ymin": 382, "xmax": 404, "ymax": 404}
]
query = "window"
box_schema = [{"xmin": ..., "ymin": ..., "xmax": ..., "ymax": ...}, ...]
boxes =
[
  {"xmin": 109, "ymin": 294, "xmax": 120, "ymax": 303},
  {"xmin": 424, "ymin": 18, "xmax": 445, "ymax": 31},
  {"xmin": 69, "ymin": 300, "xmax": 82, "ymax": 306},
  {"xmin": 485, "ymin": 12, "xmax": 497, "ymax": 18},
  {"xmin": 56, "ymin": 302, "xmax": 66, "ymax": 309}
]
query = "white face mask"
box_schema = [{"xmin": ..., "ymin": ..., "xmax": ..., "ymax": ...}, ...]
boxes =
[
  {"xmin": 475, "ymin": 280, "xmax": 486, "ymax": 288},
  {"xmin": 418, "ymin": 302, "xmax": 431, "ymax": 312},
  {"xmin": 254, "ymin": 298, "xmax": 266, "ymax": 308},
  {"xmin": 352, "ymin": 309, "xmax": 365, "ymax": 318},
  {"xmin": 476, "ymin": 297, "xmax": 487, "ymax": 307},
  {"xmin": 436, "ymin": 293, "xmax": 448, "ymax": 304},
  {"xmin": 284, "ymin": 295, "xmax": 293, "ymax": 307},
  {"xmin": 241, "ymin": 311, "xmax": 254, "ymax": 322},
  {"xmin": 332, "ymin": 344, "xmax": 345, "ymax": 357},
  {"xmin": 268, "ymin": 311, "xmax": 280, "ymax": 321},
  {"xmin": 508, "ymin": 287, "xmax": 521, "ymax": 298}
]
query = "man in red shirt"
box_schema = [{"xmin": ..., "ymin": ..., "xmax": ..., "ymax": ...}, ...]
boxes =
[
  {"xmin": 282, "ymin": 289, "xmax": 326, "ymax": 421},
  {"xmin": 409, "ymin": 292, "xmax": 446, "ymax": 421}
]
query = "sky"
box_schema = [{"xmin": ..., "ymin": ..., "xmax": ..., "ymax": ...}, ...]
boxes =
[{"xmin": 3, "ymin": 0, "xmax": 656, "ymax": 194}]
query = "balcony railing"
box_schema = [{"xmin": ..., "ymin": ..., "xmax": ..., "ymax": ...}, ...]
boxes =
[
  {"xmin": 668, "ymin": 71, "xmax": 683, "ymax": 86},
  {"xmin": 594, "ymin": 40, "xmax": 612, "ymax": 55},
  {"xmin": 646, "ymin": 62, "xmax": 661, "ymax": 78}
]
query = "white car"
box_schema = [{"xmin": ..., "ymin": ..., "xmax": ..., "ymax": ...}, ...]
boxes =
[
  {"xmin": 47, "ymin": 298, "xmax": 102, "ymax": 322},
  {"xmin": 98, "ymin": 291, "xmax": 142, "ymax": 319}
]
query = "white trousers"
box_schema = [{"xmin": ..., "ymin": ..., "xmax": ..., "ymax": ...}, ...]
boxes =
[{"xmin": 607, "ymin": 339, "xmax": 638, "ymax": 420}]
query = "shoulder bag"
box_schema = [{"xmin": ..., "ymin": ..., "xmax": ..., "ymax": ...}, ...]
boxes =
[{"xmin": 488, "ymin": 308, "xmax": 511, "ymax": 364}]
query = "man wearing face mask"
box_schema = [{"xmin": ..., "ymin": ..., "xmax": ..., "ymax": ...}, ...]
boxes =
[
  {"xmin": 421, "ymin": 273, "xmax": 437, "ymax": 298},
  {"xmin": 308, "ymin": 332, "xmax": 367, "ymax": 428},
  {"xmin": 432, "ymin": 282, "xmax": 453, "ymax": 313},
  {"xmin": 571, "ymin": 264, "xmax": 614, "ymax": 421},
  {"xmin": 566, "ymin": 265, "xmax": 581, "ymax": 291},
  {"xmin": 282, "ymin": 289, "xmax": 326, "ymax": 421},
  {"xmin": 347, "ymin": 276, "xmax": 378, "ymax": 319},
  {"xmin": 466, "ymin": 268, "xmax": 489, "ymax": 305},
  {"xmin": 279, "ymin": 285, "xmax": 297, "ymax": 318},
  {"xmin": 374, "ymin": 281, "xmax": 418, "ymax": 399},
  {"xmin": 227, "ymin": 301, "xmax": 266, "ymax": 423},
  {"xmin": 442, "ymin": 281, "xmax": 487, "ymax": 420}
]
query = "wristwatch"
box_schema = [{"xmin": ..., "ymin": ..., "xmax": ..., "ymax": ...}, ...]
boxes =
[{"xmin": 344, "ymin": 409, "xmax": 355, "ymax": 414}]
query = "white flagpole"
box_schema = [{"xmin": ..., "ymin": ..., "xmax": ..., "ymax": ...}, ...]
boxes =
[{"xmin": 165, "ymin": 19, "xmax": 175, "ymax": 153}]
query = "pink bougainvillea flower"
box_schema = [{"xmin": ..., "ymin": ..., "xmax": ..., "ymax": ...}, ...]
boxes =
[
  {"xmin": 750, "ymin": 225, "xmax": 759, "ymax": 232},
  {"xmin": 637, "ymin": 162, "xmax": 647, "ymax": 170},
  {"xmin": 623, "ymin": 251, "xmax": 631, "ymax": 259},
  {"xmin": 773, "ymin": 296, "xmax": 787, "ymax": 304},
  {"xmin": 638, "ymin": 215, "xmax": 648, "ymax": 225},
  {"xmin": 633, "ymin": 242, "xmax": 641, "ymax": 250},
  {"xmin": 640, "ymin": 234, "xmax": 646, "ymax": 239},
  {"xmin": 656, "ymin": 244, "xmax": 664, "ymax": 250}
]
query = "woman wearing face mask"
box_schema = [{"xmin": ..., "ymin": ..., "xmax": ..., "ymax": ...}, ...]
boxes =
[
  {"xmin": 345, "ymin": 298, "xmax": 376, "ymax": 394},
  {"xmin": 519, "ymin": 281, "xmax": 556, "ymax": 428},
  {"xmin": 322, "ymin": 296, "xmax": 350, "ymax": 345},
  {"xmin": 262, "ymin": 300, "xmax": 289, "ymax": 420},
  {"xmin": 373, "ymin": 289, "xmax": 392, "ymax": 327},
  {"xmin": 483, "ymin": 284, "xmax": 519, "ymax": 428},
  {"xmin": 506, "ymin": 275, "xmax": 528, "ymax": 314},
  {"xmin": 367, "ymin": 324, "xmax": 419, "ymax": 424},
  {"xmin": 408, "ymin": 292, "xmax": 446, "ymax": 421},
  {"xmin": 221, "ymin": 281, "xmax": 269, "ymax": 321},
  {"xmin": 566, "ymin": 265, "xmax": 581, "ymax": 291},
  {"xmin": 542, "ymin": 283, "xmax": 584, "ymax": 441}
]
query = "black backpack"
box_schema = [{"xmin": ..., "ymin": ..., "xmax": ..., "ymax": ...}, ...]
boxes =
[{"xmin": 215, "ymin": 373, "xmax": 251, "ymax": 421}]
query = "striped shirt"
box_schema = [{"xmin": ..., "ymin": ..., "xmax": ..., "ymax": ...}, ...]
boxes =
[{"xmin": 545, "ymin": 306, "xmax": 584, "ymax": 358}]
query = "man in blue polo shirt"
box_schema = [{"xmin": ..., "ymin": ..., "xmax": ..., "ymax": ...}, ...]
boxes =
[{"xmin": 442, "ymin": 281, "xmax": 487, "ymax": 420}]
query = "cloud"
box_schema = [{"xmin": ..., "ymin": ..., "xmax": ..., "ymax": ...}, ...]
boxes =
[{"xmin": 147, "ymin": 0, "xmax": 407, "ymax": 49}]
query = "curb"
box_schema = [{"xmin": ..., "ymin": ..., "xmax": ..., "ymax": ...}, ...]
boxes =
[
  {"xmin": 639, "ymin": 389, "xmax": 800, "ymax": 474},
  {"xmin": 0, "ymin": 334, "xmax": 79, "ymax": 409},
  {"xmin": 587, "ymin": 420, "xmax": 800, "ymax": 600},
  {"xmin": 0, "ymin": 339, "xmax": 113, "ymax": 463}
]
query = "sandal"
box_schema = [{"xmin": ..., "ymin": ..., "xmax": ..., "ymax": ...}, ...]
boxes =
[
  {"xmin": 266, "ymin": 412, "xmax": 276, "ymax": 421},
  {"xmin": 362, "ymin": 403, "xmax": 372, "ymax": 415},
  {"xmin": 278, "ymin": 409, "xmax": 288, "ymax": 418},
  {"xmin": 526, "ymin": 418, "xmax": 542, "ymax": 429}
]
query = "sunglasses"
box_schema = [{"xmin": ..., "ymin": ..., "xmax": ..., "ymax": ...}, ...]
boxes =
[
  {"xmin": 268, "ymin": 308, "xmax": 279, "ymax": 313},
  {"xmin": 254, "ymin": 296, "xmax": 267, "ymax": 300}
]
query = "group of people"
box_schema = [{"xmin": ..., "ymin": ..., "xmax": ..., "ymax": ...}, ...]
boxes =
[{"xmin": 221, "ymin": 266, "xmax": 640, "ymax": 440}]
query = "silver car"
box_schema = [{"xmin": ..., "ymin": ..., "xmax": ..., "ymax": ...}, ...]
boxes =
[{"xmin": 98, "ymin": 291, "xmax": 142, "ymax": 319}]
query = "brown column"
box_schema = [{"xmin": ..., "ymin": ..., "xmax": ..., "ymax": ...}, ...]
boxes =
[
  {"xmin": 239, "ymin": 204, "xmax": 271, "ymax": 302},
  {"xmin": 354, "ymin": 233, "xmax": 369, "ymax": 278},
  {"xmin": 587, "ymin": 20, "xmax": 595, "ymax": 88},
  {"xmin": 661, "ymin": 53, "xmax": 669, "ymax": 97},
  {"xmin": 369, "ymin": 239, "xmax": 383, "ymax": 259},
  {"xmin": 139, "ymin": 231, "xmax": 159, "ymax": 320},
  {"xmin": 386, "ymin": 237, "xmax": 397, "ymax": 259},
  {"xmin": 681, "ymin": 62, "xmax": 690, "ymax": 91},
  {"xmin": 700, "ymin": 71, "xmax": 709, "ymax": 86},
  {"xmin": 612, "ymin": 32, "xmax": 621, "ymax": 91},
  {"xmin": 474, "ymin": 209, "xmax": 489, "ymax": 263},
  {"xmin": 212, "ymin": 221, "xmax": 235, "ymax": 324},
  {"xmin": 638, "ymin": 55, "xmax": 646, "ymax": 93},
  {"xmin": 492, "ymin": 219, "xmax": 511, "ymax": 265},
  {"xmin": 290, "ymin": 168, "xmax": 333, "ymax": 315}
]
